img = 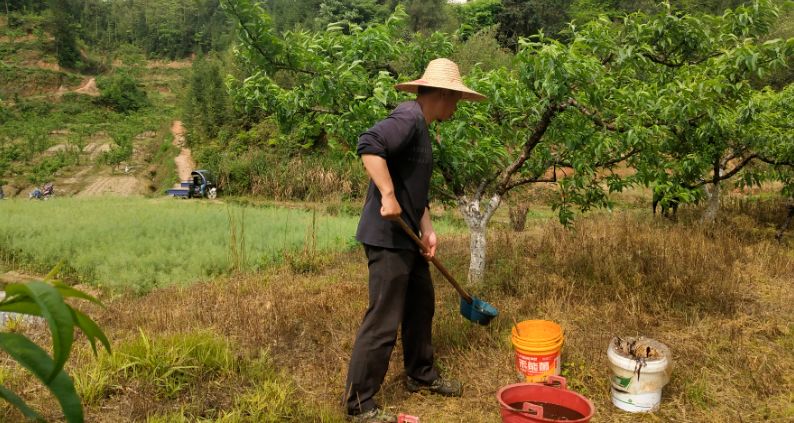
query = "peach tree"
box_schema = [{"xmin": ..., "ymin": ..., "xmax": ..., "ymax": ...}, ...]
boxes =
[{"xmin": 223, "ymin": 0, "xmax": 793, "ymax": 284}]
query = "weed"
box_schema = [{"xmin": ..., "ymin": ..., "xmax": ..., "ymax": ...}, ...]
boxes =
[
  {"xmin": 76, "ymin": 329, "xmax": 235, "ymax": 403},
  {"xmin": 685, "ymin": 377, "xmax": 712, "ymax": 408},
  {"xmin": 284, "ymin": 208, "xmax": 331, "ymax": 274},
  {"xmin": 228, "ymin": 206, "xmax": 247, "ymax": 273}
]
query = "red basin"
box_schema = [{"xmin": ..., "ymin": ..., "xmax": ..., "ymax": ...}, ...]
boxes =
[{"xmin": 497, "ymin": 376, "xmax": 594, "ymax": 423}]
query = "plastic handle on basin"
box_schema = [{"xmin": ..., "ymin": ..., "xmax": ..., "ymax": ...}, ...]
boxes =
[
  {"xmin": 546, "ymin": 375, "xmax": 567, "ymax": 390},
  {"xmin": 396, "ymin": 217, "xmax": 474, "ymax": 304},
  {"xmin": 522, "ymin": 402, "xmax": 544, "ymax": 419}
]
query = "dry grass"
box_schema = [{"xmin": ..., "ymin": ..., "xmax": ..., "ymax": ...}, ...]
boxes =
[{"xmin": 1, "ymin": 201, "xmax": 793, "ymax": 422}]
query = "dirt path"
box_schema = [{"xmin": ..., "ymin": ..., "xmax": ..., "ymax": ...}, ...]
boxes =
[
  {"xmin": 73, "ymin": 77, "xmax": 100, "ymax": 96},
  {"xmin": 77, "ymin": 175, "xmax": 141, "ymax": 197},
  {"xmin": 171, "ymin": 121, "xmax": 195, "ymax": 185}
]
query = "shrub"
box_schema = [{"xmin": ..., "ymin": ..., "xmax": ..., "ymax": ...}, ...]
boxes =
[
  {"xmin": 451, "ymin": 26, "xmax": 513, "ymax": 75},
  {"xmin": 96, "ymin": 71, "xmax": 149, "ymax": 113}
]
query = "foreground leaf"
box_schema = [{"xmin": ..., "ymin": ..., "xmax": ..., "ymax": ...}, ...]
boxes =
[
  {"xmin": 4, "ymin": 281, "xmax": 74, "ymax": 382},
  {"xmin": 0, "ymin": 333, "xmax": 83, "ymax": 423},
  {"xmin": 0, "ymin": 385, "xmax": 45, "ymax": 422}
]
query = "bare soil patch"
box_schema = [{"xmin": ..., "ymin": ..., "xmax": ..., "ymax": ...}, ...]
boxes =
[
  {"xmin": 77, "ymin": 175, "xmax": 144, "ymax": 197},
  {"xmin": 0, "ymin": 34, "xmax": 39, "ymax": 43},
  {"xmin": 43, "ymin": 143, "xmax": 76, "ymax": 154},
  {"xmin": 83, "ymin": 142, "xmax": 112, "ymax": 160},
  {"xmin": 171, "ymin": 120, "xmax": 195, "ymax": 184},
  {"xmin": 146, "ymin": 59, "xmax": 193, "ymax": 69},
  {"xmin": 0, "ymin": 271, "xmax": 40, "ymax": 285},
  {"xmin": 73, "ymin": 77, "xmax": 100, "ymax": 97}
]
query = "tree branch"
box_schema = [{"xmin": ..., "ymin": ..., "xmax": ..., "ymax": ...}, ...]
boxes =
[
  {"xmin": 495, "ymin": 100, "xmax": 568, "ymax": 196},
  {"xmin": 641, "ymin": 51, "xmax": 722, "ymax": 68},
  {"xmin": 716, "ymin": 154, "xmax": 758, "ymax": 182},
  {"xmin": 370, "ymin": 64, "xmax": 399, "ymax": 78},
  {"xmin": 567, "ymin": 99, "xmax": 619, "ymax": 131},
  {"xmin": 757, "ymin": 155, "xmax": 794, "ymax": 167},
  {"xmin": 688, "ymin": 154, "xmax": 759, "ymax": 188},
  {"xmin": 504, "ymin": 173, "xmax": 558, "ymax": 191},
  {"xmin": 225, "ymin": 1, "xmax": 317, "ymax": 76},
  {"xmin": 598, "ymin": 148, "xmax": 641, "ymax": 168}
]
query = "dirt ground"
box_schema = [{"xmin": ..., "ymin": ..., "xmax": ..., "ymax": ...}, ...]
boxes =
[
  {"xmin": 77, "ymin": 175, "xmax": 144, "ymax": 197},
  {"xmin": 1, "ymin": 204, "xmax": 787, "ymax": 422},
  {"xmin": 7, "ymin": 117, "xmax": 191, "ymax": 198},
  {"xmin": 72, "ymin": 77, "xmax": 100, "ymax": 97},
  {"xmin": 171, "ymin": 120, "xmax": 195, "ymax": 185}
]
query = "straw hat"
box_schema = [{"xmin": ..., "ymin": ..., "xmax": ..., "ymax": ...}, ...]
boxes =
[{"xmin": 395, "ymin": 58, "xmax": 486, "ymax": 102}]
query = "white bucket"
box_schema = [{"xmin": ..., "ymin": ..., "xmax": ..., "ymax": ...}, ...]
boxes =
[
  {"xmin": 607, "ymin": 337, "xmax": 671, "ymax": 413},
  {"xmin": 610, "ymin": 388, "xmax": 662, "ymax": 412}
]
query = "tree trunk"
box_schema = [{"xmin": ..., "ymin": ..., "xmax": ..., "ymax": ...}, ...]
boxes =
[
  {"xmin": 702, "ymin": 181, "xmax": 721, "ymax": 223},
  {"xmin": 467, "ymin": 223, "xmax": 487, "ymax": 284},
  {"xmin": 702, "ymin": 159, "xmax": 723, "ymax": 224},
  {"xmin": 458, "ymin": 193, "xmax": 501, "ymax": 286},
  {"xmin": 509, "ymin": 202, "xmax": 529, "ymax": 232},
  {"xmin": 775, "ymin": 204, "xmax": 794, "ymax": 242}
]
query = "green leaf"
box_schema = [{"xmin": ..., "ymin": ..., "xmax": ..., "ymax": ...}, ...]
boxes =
[
  {"xmin": 0, "ymin": 333, "xmax": 83, "ymax": 423},
  {"xmin": 52, "ymin": 281, "xmax": 103, "ymax": 307},
  {"xmin": 43, "ymin": 260, "xmax": 64, "ymax": 282},
  {"xmin": 0, "ymin": 385, "xmax": 45, "ymax": 422},
  {"xmin": 0, "ymin": 301, "xmax": 41, "ymax": 316},
  {"xmin": 4, "ymin": 282, "xmax": 74, "ymax": 383},
  {"xmin": 70, "ymin": 308, "xmax": 111, "ymax": 357}
]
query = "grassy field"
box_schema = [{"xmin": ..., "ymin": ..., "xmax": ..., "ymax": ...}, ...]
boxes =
[
  {"xmin": 0, "ymin": 197, "xmax": 367, "ymax": 292},
  {"xmin": 1, "ymin": 198, "xmax": 792, "ymax": 422},
  {"xmin": 0, "ymin": 196, "xmax": 463, "ymax": 292}
]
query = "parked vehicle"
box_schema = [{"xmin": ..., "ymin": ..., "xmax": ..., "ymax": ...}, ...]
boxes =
[
  {"xmin": 165, "ymin": 170, "xmax": 217, "ymax": 199},
  {"xmin": 29, "ymin": 183, "xmax": 54, "ymax": 200}
]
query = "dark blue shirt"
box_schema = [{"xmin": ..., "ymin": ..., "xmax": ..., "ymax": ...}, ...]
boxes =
[{"xmin": 355, "ymin": 101, "xmax": 432, "ymax": 250}]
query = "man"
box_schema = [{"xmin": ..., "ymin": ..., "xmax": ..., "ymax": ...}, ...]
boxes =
[{"xmin": 344, "ymin": 58, "xmax": 486, "ymax": 422}]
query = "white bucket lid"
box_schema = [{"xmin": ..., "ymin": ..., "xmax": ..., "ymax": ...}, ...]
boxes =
[{"xmin": 607, "ymin": 343, "xmax": 669, "ymax": 373}]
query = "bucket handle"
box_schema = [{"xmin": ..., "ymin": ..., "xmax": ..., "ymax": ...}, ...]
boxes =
[
  {"xmin": 544, "ymin": 375, "xmax": 567, "ymax": 390},
  {"xmin": 521, "ymin": 402, "xmax": 544, "ymax": 419}
]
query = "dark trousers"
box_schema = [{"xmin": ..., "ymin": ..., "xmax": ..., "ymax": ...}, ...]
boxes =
[{"xmin": 344, "ymin": 245, "xmax": 439, "ymax": 414}]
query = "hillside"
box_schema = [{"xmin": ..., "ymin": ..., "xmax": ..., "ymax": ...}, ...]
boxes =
[{"xmin": 0, "ymin": 14, "xmax": 191, "ymax": 200}]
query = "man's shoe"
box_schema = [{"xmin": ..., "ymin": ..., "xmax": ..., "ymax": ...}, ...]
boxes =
[
  {"xmin": 405, "ymin": 376, "xmax": 463, "ymax": 397},
  {"xmin": 348, "ymin": 407, "xmax": 398, "ymax": 423}
]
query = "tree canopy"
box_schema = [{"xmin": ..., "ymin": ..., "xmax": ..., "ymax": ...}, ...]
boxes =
[{"xmin": 224, "ymin": 0, "xmax": 793, "ymax": 283}]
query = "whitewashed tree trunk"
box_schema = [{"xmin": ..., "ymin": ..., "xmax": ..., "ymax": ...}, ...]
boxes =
[
  {"xmin": 702, "ymin": 181, "xmax": 721, "ymax": 223},
  {"xmin": 458, "ymin": 193, "xmax": 501, "ymax": 286}
]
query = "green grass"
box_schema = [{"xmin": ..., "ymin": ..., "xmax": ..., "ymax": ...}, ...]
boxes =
[
  {"xmin": 76, "ymin": 329, "xmax": 235, "ymax": 403},
  {"xmin": 0, "ymin": 197, "xmax": 365, "ymax": 291},
  {"xmin": 1, "ymin": 93, "xmax": 174, "ymax": 185},
  {"xmin": 74, "ymin": 329, "xmax": 340, "ymax": 421},
  {"xmin": 0, "ymin": 63, "xmax": 82, "ymax": 97},
  {"xmin": 0, "ymin": 197, "xmax": 463, "ymax": 292}
]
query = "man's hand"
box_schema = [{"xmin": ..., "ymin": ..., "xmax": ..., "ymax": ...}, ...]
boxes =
[
  {"xmin": 380, "ymin": 192, "xmax": 402, "ymax": 220},
  {"xmin": 421, "ymin": 230, "xmax": 437, "ymax": 260}
]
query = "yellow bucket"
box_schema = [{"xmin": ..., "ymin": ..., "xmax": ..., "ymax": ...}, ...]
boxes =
[{"xmin": 511, "ymin": 320, "xmax": 564, "ymax": 383}]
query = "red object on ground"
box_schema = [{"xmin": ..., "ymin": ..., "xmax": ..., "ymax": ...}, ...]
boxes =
[
  {"xmin": 497, "ymin": 376, "xmax": 594, "ymax": 423},
  {"xmin": 398, "ymin": 413, "xmax": 420, "ymax": 423}
]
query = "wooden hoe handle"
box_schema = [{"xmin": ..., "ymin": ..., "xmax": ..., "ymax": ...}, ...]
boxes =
[{"xmin": 396, "ymin": 217, "xmax": 474, "ymax": 304}]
